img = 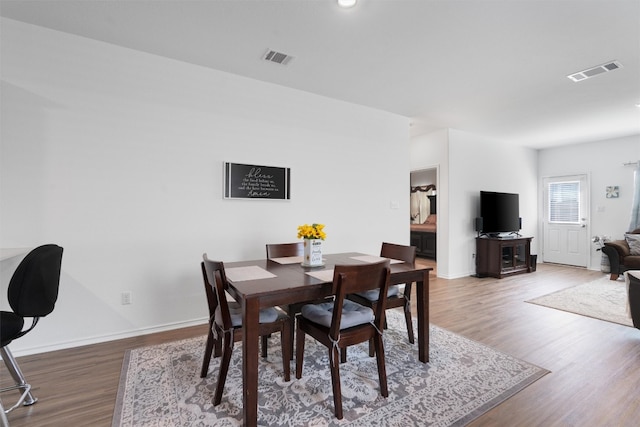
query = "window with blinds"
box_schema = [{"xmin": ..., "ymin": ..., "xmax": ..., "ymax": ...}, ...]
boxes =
[{"xmin": 548, "ymin": 181, "xmax": 580, "ymax": 223}]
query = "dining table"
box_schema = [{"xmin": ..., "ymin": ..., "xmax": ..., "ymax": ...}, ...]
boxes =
[{"xmin": 223, "ymin": 252, "xmax": 432, "ymax": 427}]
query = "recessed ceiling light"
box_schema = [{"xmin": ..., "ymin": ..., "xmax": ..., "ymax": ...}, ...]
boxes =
[{"xmin": 338, "ymin": 0, "xmax": 357, "ymax": 8}]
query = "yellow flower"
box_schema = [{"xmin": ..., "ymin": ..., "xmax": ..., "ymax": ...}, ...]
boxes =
[{"xmin": 297, "ymin": 223, "xmax": 326, "ymax": 240}]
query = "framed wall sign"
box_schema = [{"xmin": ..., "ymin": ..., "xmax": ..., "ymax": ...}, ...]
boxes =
[{"xmin": 224, "ymin": 162, "xmax": 291, "ymax": 200}]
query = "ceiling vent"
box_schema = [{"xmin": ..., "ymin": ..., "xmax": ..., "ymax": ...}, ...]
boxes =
[
  {"xmin": 263, "ymin": 49, "xmax": 293, "ymax": 65},
  {"xmin": 567, "ymin": 61, "xmax": 622, "ymax": 82}
]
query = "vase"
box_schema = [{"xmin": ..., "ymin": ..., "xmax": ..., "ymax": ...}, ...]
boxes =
[{"xmin": 303, "ymin": 239, "xmax": 323, "ymax": 267}]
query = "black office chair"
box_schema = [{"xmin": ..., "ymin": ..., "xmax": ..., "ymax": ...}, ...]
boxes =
[{"xmin": 0, "ymin": 244, "xmax": 63, "ymax": 414}]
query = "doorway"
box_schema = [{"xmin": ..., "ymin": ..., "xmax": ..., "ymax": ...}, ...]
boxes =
[
  {"xmin": 410, "ymin": 169, "xmax": 437, "ymax": 222},
  {"xmin": 542, "ymin": 174, "xmax": 589, "ymax": 267},
  {"xmin": 410, "ymin": 168, "xmax": 437, "ymax": 263}
]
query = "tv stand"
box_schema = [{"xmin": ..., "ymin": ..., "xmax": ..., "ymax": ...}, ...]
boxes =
[
  {"xmin": 476, "ymin": 236, "xmax": 533, "ymax": 278},
  {"xmin": 477, "ymin": 232, "xmax": 522, "ymax": 239}
]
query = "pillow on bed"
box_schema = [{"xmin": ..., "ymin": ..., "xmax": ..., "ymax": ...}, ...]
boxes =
[{"xmin": 423, "ymin": 214, "xmax": 437, "ymax": 224}]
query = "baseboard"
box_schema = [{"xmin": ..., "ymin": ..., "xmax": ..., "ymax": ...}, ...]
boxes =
[{"xmin": 6, "ymin": 317, "xmax": 209, "ymax": 358}]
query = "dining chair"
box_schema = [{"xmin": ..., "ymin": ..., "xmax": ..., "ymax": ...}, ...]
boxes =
[
  {"xmin": 200, "ymin": 258, "xmax": 272, "ymax": 378},
  {"xmin": 266, "ymin": 242, "xmax": 304, "ymax": 260},
  {"xmin": 346, "ymin": 242, "xmax": 416, "ymax": 357},
  {"xmin": 200, "ymin": 254, "xmax": 291, "ymax": 405},
  {"xmin": 266, "ymin": 242, "xmax": 333, "ymax": 359},
  {"xmin": 200, "ymin": 258, "xmax": 270, "ymax": 377},
  {"xmin": 295, "ymin": 260, "xmax": 391, "ymax": 420},
  {"xmin": 200, "ymin": 258, "xmax": 221, "ymax": 378}
]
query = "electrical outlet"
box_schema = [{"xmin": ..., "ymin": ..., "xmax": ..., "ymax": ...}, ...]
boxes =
[{"xmin": 121, "ymin": 291, "xmax": 132, "ymax": 305}]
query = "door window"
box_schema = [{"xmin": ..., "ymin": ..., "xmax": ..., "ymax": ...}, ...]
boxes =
[{"xmin": 548, "ymin": 181, "xmax": 580, "ymax": 223}]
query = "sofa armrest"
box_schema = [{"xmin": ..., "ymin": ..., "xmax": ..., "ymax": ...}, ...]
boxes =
[
  {"xmin": 602, "ymin": 245, "xmax": 622, "ymax": 280},
  {"xmin": 604, "ymin": 240, "xmax": 630, "ymax": 258}
]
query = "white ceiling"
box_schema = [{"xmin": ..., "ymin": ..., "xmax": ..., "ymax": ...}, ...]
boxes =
[{"xmin": 1, "ymin": 0, "xmax": 639, "ymax": 149}]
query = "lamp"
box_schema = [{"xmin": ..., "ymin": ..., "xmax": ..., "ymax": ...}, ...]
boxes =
[{"xmin": 337, "ymin": 0, "xmax": 357, "ymax": 8}]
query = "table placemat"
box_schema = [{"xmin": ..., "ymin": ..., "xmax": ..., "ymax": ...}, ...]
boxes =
[
  {"xmin": 305, "ymin": 269, "xmax": 334, "ymax": 282},
  {"xmin": 225, "ymin": 266, "xmax": 277, "ymax": 282},
  {"xmin": 350, "ymin": 255, "xmax": 404, "ymax": 264},
  {"xmin": 270, "ymin": 256, "xmax": 304, "ymax": 264}
]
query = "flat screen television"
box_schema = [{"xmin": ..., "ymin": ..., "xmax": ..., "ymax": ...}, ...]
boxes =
[{"xmin": 480, "ymin": 191, "xmax": 520, "ymax": 235}]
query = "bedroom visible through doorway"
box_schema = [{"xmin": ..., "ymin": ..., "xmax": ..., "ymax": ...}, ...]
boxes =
[{"xmin": 410, "ymin": 168, "xmax": 437, "ymax": 261}]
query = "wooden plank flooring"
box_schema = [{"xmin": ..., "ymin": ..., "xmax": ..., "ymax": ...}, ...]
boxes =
[{"xmin": 2, "ymin": 261, "xmax": 639, "ymax": 426}]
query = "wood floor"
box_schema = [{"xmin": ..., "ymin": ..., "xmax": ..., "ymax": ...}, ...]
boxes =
[{"xmin": 2, "ymin": 261, "xmax": 639, "ymax": 426}]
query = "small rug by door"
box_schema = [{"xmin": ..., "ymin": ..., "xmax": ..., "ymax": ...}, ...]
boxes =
[
  {"xmin": 112, "ymin": 311, "xmax": 548, "ymax": 426},
  {"xmin": 527, "ymin": 275, "xmax": 633, "ymax": 327}
]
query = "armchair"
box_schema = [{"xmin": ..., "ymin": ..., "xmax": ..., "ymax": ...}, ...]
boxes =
[{"xmin": 602, "ymin": 228, "xmax": 640, "ymax": 280}]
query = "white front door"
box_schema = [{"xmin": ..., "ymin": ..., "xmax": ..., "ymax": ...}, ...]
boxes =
[{"xmin": 542, "ymin": 175, "xmax": 589, "ymax": 267}]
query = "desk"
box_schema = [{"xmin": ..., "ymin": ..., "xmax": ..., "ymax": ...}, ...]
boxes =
[{"xmin": 224, "ymin": 252, "xmax": 432, "ymax": 427}]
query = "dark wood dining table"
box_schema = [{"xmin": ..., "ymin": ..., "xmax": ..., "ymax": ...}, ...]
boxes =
[{"xmin": 223, "ymin": 252, "xmax": 432, "ymax": 427}]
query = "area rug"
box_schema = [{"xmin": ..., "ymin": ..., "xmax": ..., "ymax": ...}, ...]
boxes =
[
  {"xmin": 527, "ymin": 275, "xmax": 633, "ymax": 327},
  {"xmin": 112, "ymin": 311, "xmax": 549, "ymax": 426}
]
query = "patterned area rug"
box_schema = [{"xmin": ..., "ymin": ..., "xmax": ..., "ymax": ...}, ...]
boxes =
[
  {"xmin": 112, "ymin": 311, "xmax": 548, "ymax": 426},
  {"xmin": 527, "ymin": 275, "xmax": 633, "ymax": 327}
]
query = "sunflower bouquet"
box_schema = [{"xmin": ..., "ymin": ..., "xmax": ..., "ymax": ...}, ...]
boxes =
[{"xmin": 297, "ymin": 223, "xmax": 326, "ymax": 240}]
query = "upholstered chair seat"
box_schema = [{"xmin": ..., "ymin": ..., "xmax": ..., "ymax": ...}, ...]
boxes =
[
  {"xmin": 300, "ymin": 300, "xmax": 374, "ymax": 329},
  {"xmin": 215, "ymin": 302, "xmax": 280, "ymax": 327},
  {"xmin": 355, "ymin": 284, "xmax": 400, "ymax": 301}
]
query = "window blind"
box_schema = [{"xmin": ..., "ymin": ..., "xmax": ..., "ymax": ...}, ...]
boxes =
[{"xmin": 548, "ymin": 181, "xmax": 580, "ymax": 223}]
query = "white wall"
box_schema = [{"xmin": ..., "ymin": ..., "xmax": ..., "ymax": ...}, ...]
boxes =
[
  {"xmin": 0, "ymin": 19, "xmax": 410, "ymax": 355},
  {"xmin": 448, "ymin": 130, "xmax": 538, "ymax": 278},
  {"xmin": 410, "ymin": 169, "xmax": 436, "ymax": 186},
  {"xmin": 411, "ymin": 128, "xmax": 538, "ymax": 279},
  {"xmin": 412, "ymin": 129, "xmax": 639, "ymax": 279},
  {"xmin": 410, "ymin": 129, "xmax": 448, "ymax": 274},
  {"xmin": 411, "ymin": 129, "xmax": 537, "ymax": 279},
  {"xmin": 538, "ymin": 135, "xmax": 640, "ymax": 269}
]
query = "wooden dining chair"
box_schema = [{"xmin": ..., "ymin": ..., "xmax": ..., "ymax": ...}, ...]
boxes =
[
  {"xmin": 346, "ymin": 242, "xmax": 416, "ymax": 357},
  {"xmin": 200, "ymin": 254, "xmax": 291, "ymax": 405},
  {"xmin": 266, "ymin": 242, "xmax": 304, "ymax": 260},
  {"xmin": 199, "ymin": 257, "xmax": 221, "ymax": 378},
  {"xmin": 266, "ymin": 242, "xmax": 333, "ymax": 359},
  {"xmin": 295, "ymin": 260, "xmax": 391, "ymax": 420},
  {"xmin": 200, "ymin": 256, "xmax": 272, "ymax": 377}
]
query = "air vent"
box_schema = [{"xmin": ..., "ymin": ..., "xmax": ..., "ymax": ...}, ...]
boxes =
[
  {"xmin": 567, "ymin": 61, "xmax": 622, "ymax": 82},
  {"xmin": 263, "ymin": 49, "xmax": 293, "ymax": 65}
]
